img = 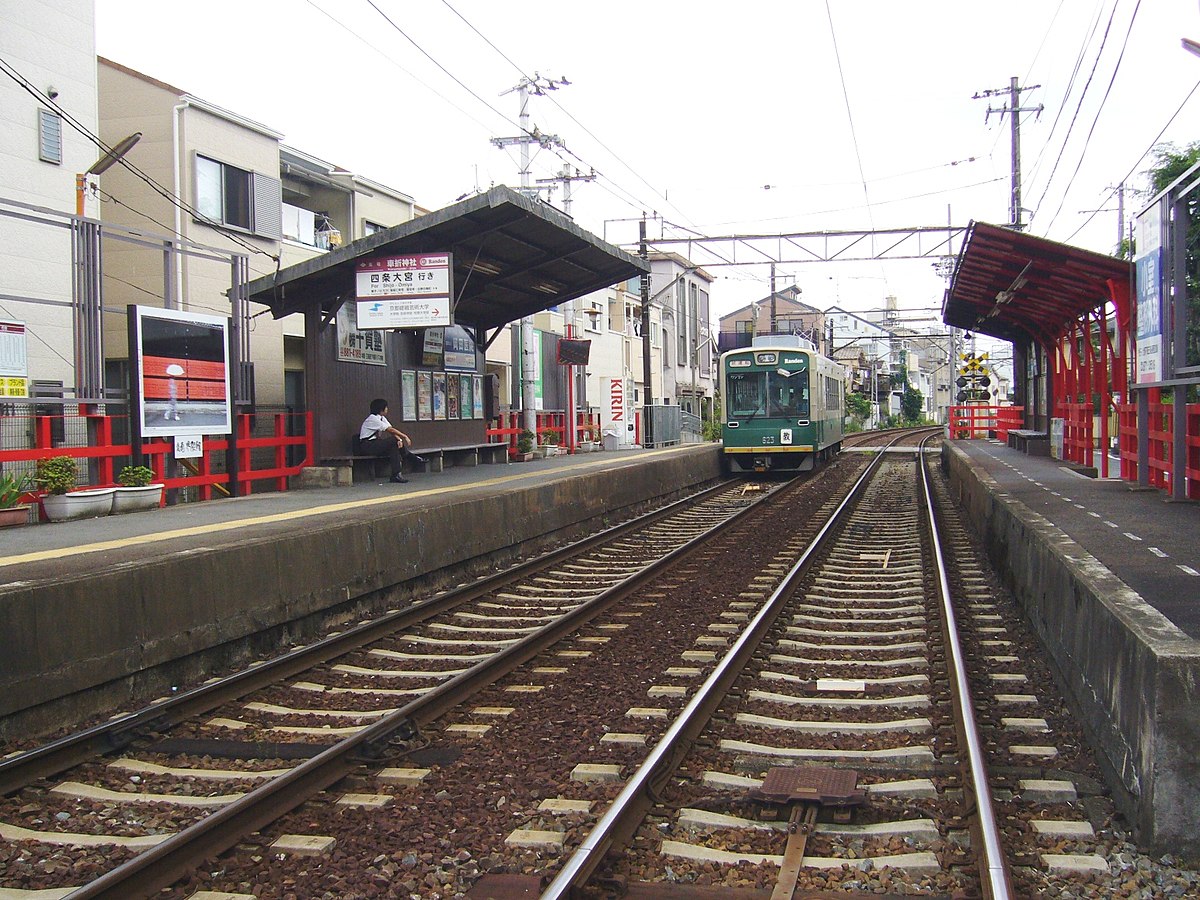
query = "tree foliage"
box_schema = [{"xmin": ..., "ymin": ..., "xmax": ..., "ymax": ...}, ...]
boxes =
[{"xmin": 900, "ymin": 385, "xmax": 924, "ymax": 423}]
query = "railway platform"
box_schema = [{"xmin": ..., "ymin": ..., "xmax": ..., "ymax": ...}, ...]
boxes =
[
  {"xmin": 0, "ymin": 443, "xmax": 722, "ymax": 739},
  {"xmin": 943, "ymin": 437, "xmax": 1200, "ymax": 855}
]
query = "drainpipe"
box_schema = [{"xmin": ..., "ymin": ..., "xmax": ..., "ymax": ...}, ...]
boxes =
[{"xmin": 172, "ymin": 99, "xmax": 190, "ymax": 310}]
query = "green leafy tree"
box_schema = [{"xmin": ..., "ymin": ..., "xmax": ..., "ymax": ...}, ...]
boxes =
[
  {"xmin": 900, "ymin": 385, "xmax": 924, "ymax": 423},
  {"xmin": 845, "ymin": 391, "xmax": 870, "ymax": 429}
]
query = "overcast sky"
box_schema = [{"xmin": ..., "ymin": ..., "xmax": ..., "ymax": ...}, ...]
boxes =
[{"xmin": 95, "ymin": 0, "xmax": 1200, "ymax": 326}]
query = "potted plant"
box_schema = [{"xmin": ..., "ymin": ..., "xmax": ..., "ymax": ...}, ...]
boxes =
[
  {"xmin": 513, "ymin": 429, "xmax": 535, "ymax": 462},
  {"xmin": 0, "ymin": 469, "xmax": 35, "ymax": 528},
  {"xmin": 112, "ymin": 464, "xmax": 164, "ymax": 514},
  {"xmin": 35, "ymin": 455, "xmax": 114, "ymax": 522}
]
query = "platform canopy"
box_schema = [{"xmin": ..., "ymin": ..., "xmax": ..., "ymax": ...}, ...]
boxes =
[
  {"xmin": 943, "ymin": 221, "xmax": 1132, "ymax": 343},
  {"xmin": 246, "ymin": 185, "xmax": 649, "ymax": 331}
]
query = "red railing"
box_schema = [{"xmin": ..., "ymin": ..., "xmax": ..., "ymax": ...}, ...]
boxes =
[
  {"xmin": 0, "ymin": 410, "xmax": 313, "ymax": 510},
  {"xmin": 949, "ymin": 405, "xmax": 1020, "ymax": 440},
  {"xmin": 1117, "ymin": 400, "xmax": 1200, "ymax": 498},
  {"xmin": 487, "ymin": 410, "xmax": 601, "ymax": 454}
]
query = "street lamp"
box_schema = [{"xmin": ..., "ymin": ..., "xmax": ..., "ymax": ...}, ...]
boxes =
[{"xmin": 76, "ymin": 132, "xmax": 141, "ymax": 217}]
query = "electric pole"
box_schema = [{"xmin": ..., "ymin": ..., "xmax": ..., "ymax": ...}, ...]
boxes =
[
  {"xmin": 491, "ymin": 74, "xmax": 570, "ymax": 444},
  {"xmin": 974, "ymin": 77, "xmax": 1042, "ymax": 230},
  {"xmin": 640, "ymin": 216, "xmax": 653, "ymax": 448},
  {"xmin": 535, "ymin": 165, "xmax": 596, "ymax": 218}
]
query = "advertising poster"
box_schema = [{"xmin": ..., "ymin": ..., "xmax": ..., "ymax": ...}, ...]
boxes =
[
  {"xmin": 605, "ymin": 377, "xmax": 629, "ymax": 446},
  {"xmin": 417, "ymin": 371, "xmax": 432, "ymax": 420},
  {"xmin": 421, "ymin": 328, "xmax": 444, "ymax": 367},
  {"xmin": 432, "ymin": 372, "xmax": 447, "ymax": 419},
  {"xmin": 336, "ymin": 303, "xmax": 386, "ymax": 366},
  {"xmin": 400, "ymin": 370, "xmax": 417, "ymax": 421},
  {"xmin": 133, "ymin": 306, "xmax": 231, "ymax": 438},
  {"xmin": 447, "ymin": 374, "xmax": 461, "ymax": 419},
  {"xmin": 1136, "ymin": 202, "xmax": 1165, "ymax": 384},
  {"xmin": 460, "ymin": 374, "xmax": 473, "ymax": 420},
  {"xmin": 472, "ymin": 376, "xmax": 484, "ymax": 419},
  {"xmin": 444, "ymin": 325, "xmax": 477, "ymax": 371},
  {"xmin": 0, "ymin": 320, "xmax": 29, "ymax": 399}
]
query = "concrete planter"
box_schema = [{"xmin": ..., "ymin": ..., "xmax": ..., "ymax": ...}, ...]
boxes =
[
  {"xmin": 42, "ymin": 488, "xmax": 114, "ymax": 522},
  {"xmin": 112, "ymin": 484, "xmax": 164, "ymax": 514},
  {"xmin": 512, "ymin": 452, "xmax": 534, "ymax": 462},
  {"xmin": 0, "ymin": 504, "xmax": 33, "ymax": 528},
  {"xmin": 578, "ymin": 441, "xmax": 600, "ymax": 453}
]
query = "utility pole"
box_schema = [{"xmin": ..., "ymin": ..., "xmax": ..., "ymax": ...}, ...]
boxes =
[
  {"xmin": 974, "ymin": 77, "xmax": 1042, "ymax": 230},
  {"xmin": 769, "ymin": 263, "xmax": 777, "ymax": 334},
  {"xmin": 535, "ymin": 165, "xmax": 596, "ymax": 218},
  {"xmin": 640, "ymin": 216, "xmax": 653, "ymax": 447},
  {"xmin": 491, "ymin": 74, "xmax": 569, "ymax": 444}
]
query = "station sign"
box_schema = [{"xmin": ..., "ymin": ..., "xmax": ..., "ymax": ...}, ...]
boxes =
[
  {"xmin": 356, "ymin": 252, "xmax": 453, "ymax": 329},
  {"xmin": 1135, "ymin": 203, "xmax": 1164, "ymax": 384}
]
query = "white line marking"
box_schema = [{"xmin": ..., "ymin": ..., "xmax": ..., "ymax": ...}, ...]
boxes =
[
  {"xmin": 1050, "ymin": 491, "xmax": 1061, "ymax": 497},
  {"xmin": 1061, "ymin": 496, "xmax": 1073, "ymax": 502},
  {"xmin": 1088, "ymin": 512, "xmax": 1101, "ymax": 518},
  {"xmin": 1179, "ymin": 565, "xmax": 1199, "ymax": 577},
  {"xmin": 1123, "ymin": 532, "xmax": 1143, "ymax": 542},
  {"xmin": 1105, "ymin": 521, "xmax": 1119, "ymax": 529},
  {"xmin": 1149, "ymin": 548, "xmax": 1168, "ymax": 558},
  {"xmin": 1074, "ymin": 504, "xmax": 1086, "ymax": 509}
]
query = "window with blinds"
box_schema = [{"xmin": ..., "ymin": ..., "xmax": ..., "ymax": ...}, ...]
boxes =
[
  {"xmin": 195, "ymin": 154, "xmax": 281, "ymax": 239},
  {"xmin": 38, "ymin": 110, "xmax": 62, "ymax": 165}
]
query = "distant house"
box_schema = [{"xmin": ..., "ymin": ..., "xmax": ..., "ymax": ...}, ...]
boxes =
[{"xmin": 717, "ymin": 287, "xmax": 825, "ymax": 353}]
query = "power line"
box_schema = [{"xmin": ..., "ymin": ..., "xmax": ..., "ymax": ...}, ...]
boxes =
[
  {"xmin": 1042, "ymin": 0, "xmax": 1143, "ymax": 235},
  {"xmin": 1065, "ymin": 75, "xmax": 1200, "ymax": 243},
  {"xmin": 1027, "ymin": 0, "xmax": 1124, "ymax": 229}
]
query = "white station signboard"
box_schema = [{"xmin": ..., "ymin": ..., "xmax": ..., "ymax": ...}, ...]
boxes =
[{"xmin": 356, "ymin": 253, "xmax": 453, "ymax": 329}]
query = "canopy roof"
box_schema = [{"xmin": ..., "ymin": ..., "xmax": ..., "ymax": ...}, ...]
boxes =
[
  {"xmin": 943, "ymin": 221, "xmax": 1132, "ymax": 343},
  {"xmin": 247, "ymin": 186, "xmax": 648, "ymax": 330}
]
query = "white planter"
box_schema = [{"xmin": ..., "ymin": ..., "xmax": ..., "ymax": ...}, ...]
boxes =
[
  {"xmin": 42, "ymin": 487, "xmax": 114, "ymax": 522},
  {"xmin": 112, "ymin": 483, "xmax": 164, "ymax": 514}
]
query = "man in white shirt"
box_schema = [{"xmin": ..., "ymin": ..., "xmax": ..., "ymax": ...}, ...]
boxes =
[{"xmin": 358, "ymin": 398, "xmax": 415, "ymax": 484}]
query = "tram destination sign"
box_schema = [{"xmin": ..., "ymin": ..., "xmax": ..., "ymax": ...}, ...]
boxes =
[{"xmin": 356, "ymin": 252, "xmax": 453, "ymax": 329}]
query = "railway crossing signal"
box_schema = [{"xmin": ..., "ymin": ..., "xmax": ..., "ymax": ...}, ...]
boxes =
[{"xmin": 956, "ymin": 352, "xmax": 991, "ymax": 403}]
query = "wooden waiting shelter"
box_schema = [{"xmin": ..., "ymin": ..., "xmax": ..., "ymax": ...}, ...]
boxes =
[
  {"xmin": 943, "ymin": 221, "xmax": 1133, "ymax": 477},
  {"xmin": 246, "ymin": 186, "xmax": 648, "ymax": 465}
]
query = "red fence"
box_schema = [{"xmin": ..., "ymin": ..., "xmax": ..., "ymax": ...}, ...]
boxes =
[
  {"xmin": 948, "ymin": 405, "xmax": 1022, "ymax": 441},
  {"xmin": 1117, "ymin": 400, "xmax": 1200, "ymax": 499},
  {"xmin": 0, "ymin": 409, "xmax": 312, "ymax": 509},
  {"xmin": 487, "ymin": 410, "xmax": 602, "ymax": 453}
]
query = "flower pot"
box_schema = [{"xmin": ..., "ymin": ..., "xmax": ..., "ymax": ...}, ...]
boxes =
[
  {"xmin": 112, "ymin": 483, "xmax": 164, "ymax": 514},
  {"xmin": 0, "ymin": 504, "xmax": 33, "ymax": 528},
  {"xmin": 41, "ymin": 488, "xmax": 115, "ymax": 522}
]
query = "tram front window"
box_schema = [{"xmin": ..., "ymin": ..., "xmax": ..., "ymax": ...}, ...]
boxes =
[
  {"xmin": 728, "ymin": 372, "xmax": 767, "ymax": 416},
  {"xmin": 728, "ymin": 371, "xmax": 810, "ymax": 419},
  {"xmin": 770, "ymin": 371, "xmax": 809, "ymax": 418}
]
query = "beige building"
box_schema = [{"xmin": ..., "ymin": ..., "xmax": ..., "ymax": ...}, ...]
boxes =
[{"xmin": 97, "ymin": 58, "xmax": 416, "ymax": 408}]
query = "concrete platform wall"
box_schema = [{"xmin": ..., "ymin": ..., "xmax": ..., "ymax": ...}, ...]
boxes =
[
  {"xmin": 1, "ymin": 447, "xmax": 722, "ymax": 737},
  {"xmin": 942, "ymin": 442, "xmax": 1200, "ymax": 856}
]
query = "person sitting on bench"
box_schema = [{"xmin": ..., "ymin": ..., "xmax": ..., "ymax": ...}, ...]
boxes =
[{"xmin": 357, "ymin": 398, "xmax": 425, "ymax": 484}]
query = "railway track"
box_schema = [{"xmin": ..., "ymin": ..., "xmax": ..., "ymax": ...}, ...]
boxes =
[
  {"xmin": 0, "ymin": 464, "xmax": 864, "ymax": 898},
  {"xmin": 2, "ymin": 444, "xmax": 1194, "ymax": 898}
]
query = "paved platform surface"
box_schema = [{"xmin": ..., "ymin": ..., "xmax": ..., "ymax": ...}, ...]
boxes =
[
  {"xmin": 0, "ymin": 445, "xmax": 700, "ymax": 582},
  {"xmin": 955, "ymin": 438, "xmax": 1200, "ymax": 639}
]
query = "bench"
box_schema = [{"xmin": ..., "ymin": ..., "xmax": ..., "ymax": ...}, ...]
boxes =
[
  {"xmin": 1007, "ymin": 429, "xmax": 1050, "ymax": 456},
  {"xmin": 320, "ymin": 440, "xmax": 510, "ymax": 482}
]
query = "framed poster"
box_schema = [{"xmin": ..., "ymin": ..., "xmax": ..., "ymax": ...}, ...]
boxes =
[
  {"xmin": 447, "ymin": 374, "xmax": 461, "ymax": 419},
  {"xmin": 131, "ymin": 305, "xmax": 231, "ymax": 438},
  {"xmin": 432, "ymin": 372, "xmax": 447, "ymax": 420},
  {"xmin": 417, "ymin": 371, "xmax": 433, "ymax": 420},
  {"xmin": 472, "ymin": 375, "xmax": 484, "ymax": 419},
  {"xmin": 460, "ymin": 374, "xmax": 473, "ymax": 420},
  {"xmin": 400, "ymin": 370, "xmax": 417, "ymax": 421}
]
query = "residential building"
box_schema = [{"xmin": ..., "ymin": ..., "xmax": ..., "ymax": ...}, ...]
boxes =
[
  {"xmin": 717, "ymin": 287, "xmax": 824, "ymax": 353},
  {"xmin": 96, "ymin": 58, "xmax": 416, "ymax": 409},
  {"xmin": 0, "ymin": 0, "xmax": 98, "ymax": 396},
  {"xmin": 648, "ymin": 252, "xmax": 715, "ymax": 418}
]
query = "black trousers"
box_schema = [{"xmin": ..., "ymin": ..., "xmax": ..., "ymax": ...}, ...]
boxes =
[
  {"xmin": 359, "ymin": 435, "xmax": 402, "ymax": 477},
  {"xmin": 359, "ymin": 437, "xmax": 423, "ymax": 477}
]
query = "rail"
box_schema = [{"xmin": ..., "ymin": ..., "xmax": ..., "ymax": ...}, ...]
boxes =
[
  {"xmin": 45, "ymin": 481, "xmax": 761, "ymax": 899},
  {"xmin": 542, "ymin": 440, "xmax": 896, "ymax": 897},
  {"xmin": 919, "ymin": 431, "xmax": 1013, "ymax": 898}
]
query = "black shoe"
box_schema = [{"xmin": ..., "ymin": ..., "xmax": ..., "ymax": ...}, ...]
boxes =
[{"xmin": 390, "ymin": 474, "xmax": 409, "ymax": 483}]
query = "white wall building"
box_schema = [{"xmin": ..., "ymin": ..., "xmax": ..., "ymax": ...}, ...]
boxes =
[{"xmin": 0, "ymin": 0, "xmax": 98, "ymax": 395}]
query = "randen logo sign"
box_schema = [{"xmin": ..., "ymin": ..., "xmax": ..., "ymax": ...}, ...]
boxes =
[{"xmin": 356, "ymin": 253, "xmax": 453, "ymax": 329}]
